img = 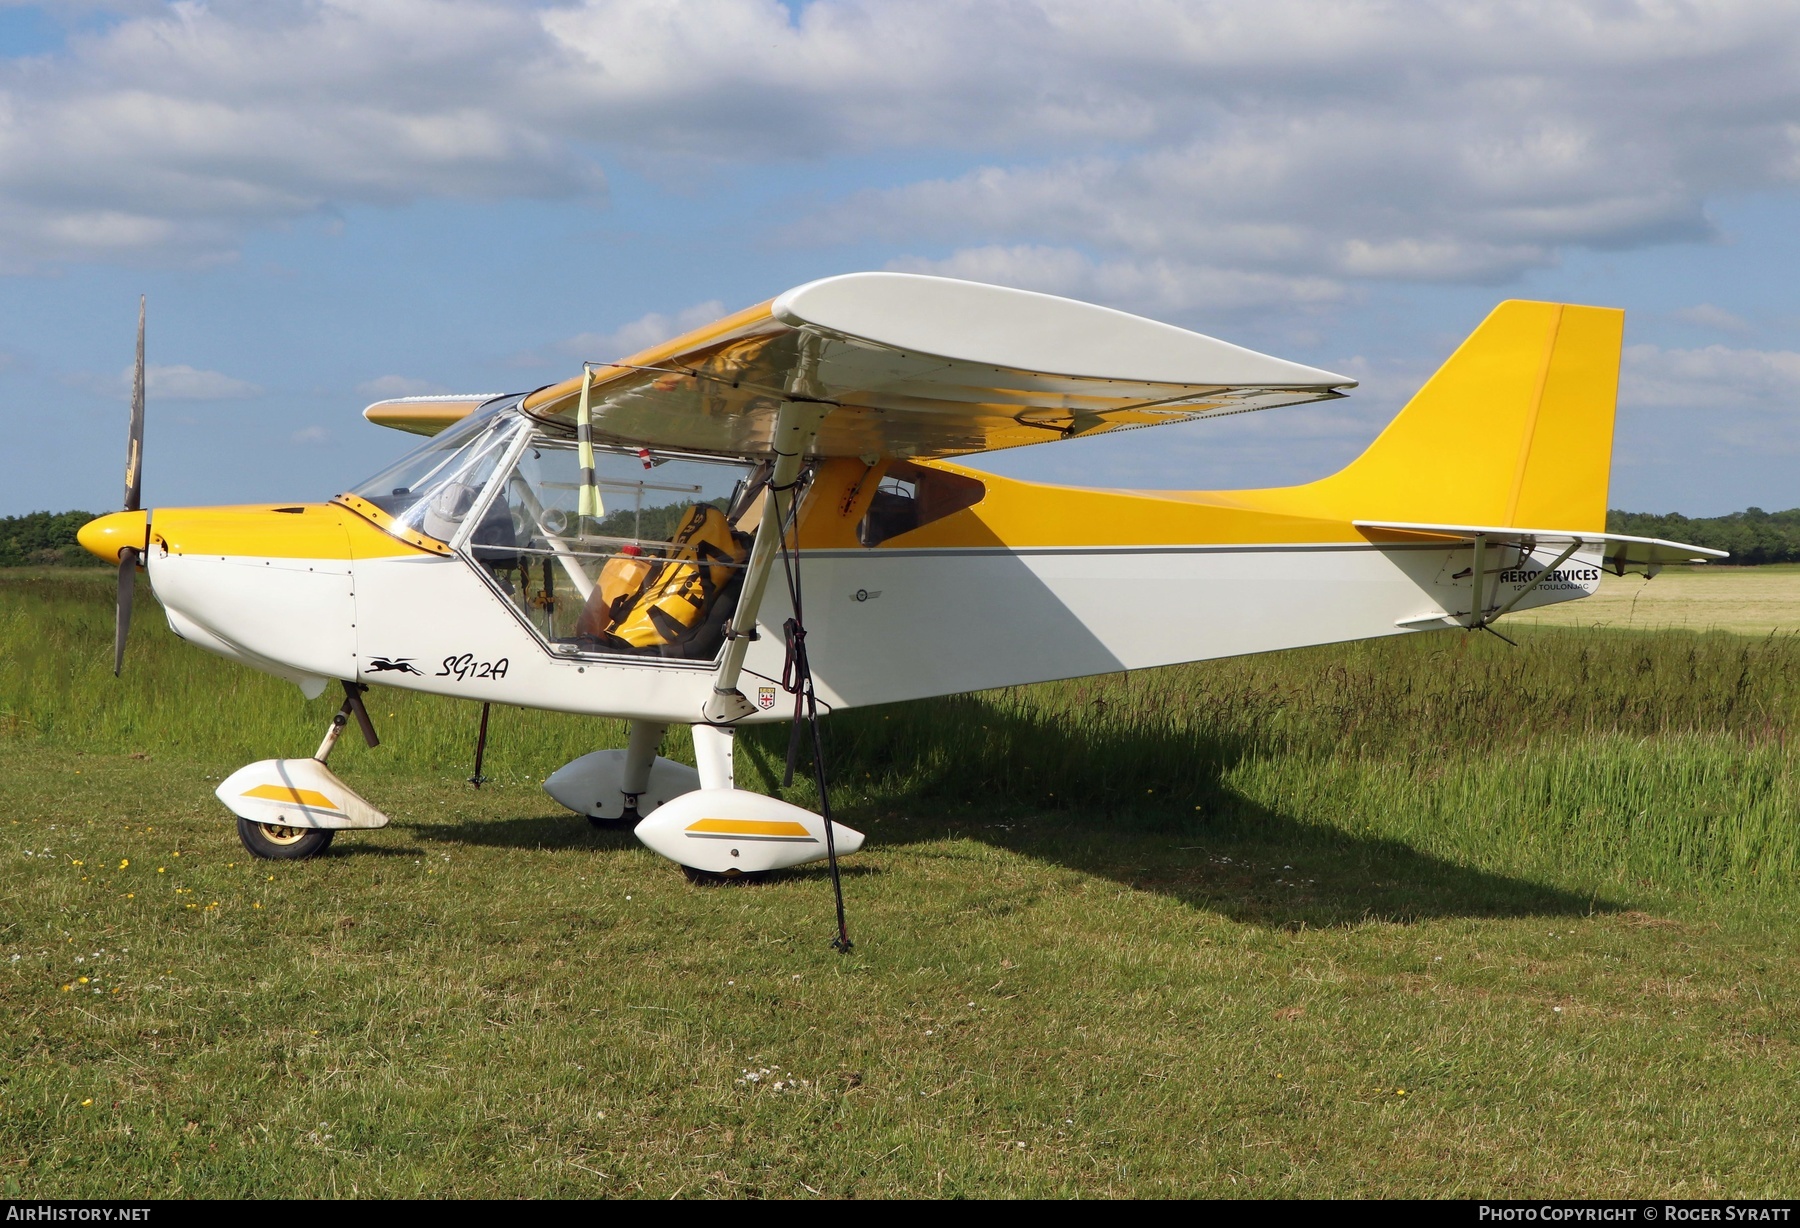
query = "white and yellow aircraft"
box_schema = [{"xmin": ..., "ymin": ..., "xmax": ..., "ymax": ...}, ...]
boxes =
[{"xmin": 79, "ymin": 273, "xmax": 1720, "ymax": 887}]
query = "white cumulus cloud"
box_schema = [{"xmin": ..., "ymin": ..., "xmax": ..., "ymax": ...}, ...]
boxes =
[
  {"xmin": 1669, "ymin": 304, "xmax": 1755, "ymax": 335},
  {"xmin": 356, "ymin": 375, "xmax": 451, "ymax": 400},
  {"xmin": 1622, "ymin": 344, "xmax": 1800, "ymax": 411},
  {"xmin": 549, "ymin": 300, "xmax": 729, "ymax": 364},
  {"xmin": 887, "ymin": 246, "xmax": 1348, "ymax": 316},
  {"xmin": 135, "ymin": 363, "xmax": 261, "ymax": 400},
  {"xmin": 0, "ymin": 0, "xmax": 1796, "ymax": 297}
]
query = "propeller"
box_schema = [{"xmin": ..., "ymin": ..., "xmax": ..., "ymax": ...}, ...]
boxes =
[{"xmin": 114, "ymin": 296, "xmax": 145, "ymax": 677}]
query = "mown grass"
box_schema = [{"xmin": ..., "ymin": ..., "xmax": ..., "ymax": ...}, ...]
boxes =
[
  {"xmin": 1516, "ymin": 563, "xmax": 1800, "ymax": 636},
  {"xmin": 4, "ymin": 568, "xmax": 1800, "ymax": 1197}
]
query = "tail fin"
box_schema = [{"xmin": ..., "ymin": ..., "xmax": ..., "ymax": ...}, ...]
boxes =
[{"xmin": 1297, "ymin": 300, "xmax": 1622, "ymax": 531}]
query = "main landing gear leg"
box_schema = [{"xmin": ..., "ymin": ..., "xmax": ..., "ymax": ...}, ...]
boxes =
[
  {"xmin": 595, "ymin": 720, "xmax": 667, "ymax": 829},
  {"xmin": 692, "ymin": 723, "xmax": 735, "ymax": 791}
]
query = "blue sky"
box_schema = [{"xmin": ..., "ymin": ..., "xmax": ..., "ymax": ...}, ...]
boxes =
[{"xmin": 2, "ymin": 0, "xmax": 1798, "ymax": 518}]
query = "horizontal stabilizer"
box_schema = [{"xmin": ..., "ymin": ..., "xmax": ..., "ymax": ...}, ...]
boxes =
[{"xmin": 1355, "ymin": 520, "xmax": 1726, "ymax": 574}]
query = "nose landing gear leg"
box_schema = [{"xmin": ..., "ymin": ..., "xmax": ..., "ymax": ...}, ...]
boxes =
[{"xmin": 217, "ymin": 682, "xmax": 390, "ymax": 859}]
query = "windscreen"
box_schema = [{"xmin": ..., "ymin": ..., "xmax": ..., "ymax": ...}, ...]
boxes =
[{"xmin": 346, "ymin": 402, "xmax": 526, "ymax": 546}]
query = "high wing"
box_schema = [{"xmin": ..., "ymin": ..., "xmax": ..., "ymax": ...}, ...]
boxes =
[{"xmin": 364, "ymin": 273, "xmax": 1355, "ymax": 456}]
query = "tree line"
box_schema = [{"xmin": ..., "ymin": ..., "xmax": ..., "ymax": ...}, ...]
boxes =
[
  {"xmin": 0, "ymin": 511, "xmax": 106, "ymax": 567},
  {"xmin": 1606, "ymin": 507, "xmax": 1800, "ymax": 566},
  {"xmin": 4, "ymin": 507, "xmax": 1799, "ymax": 566}
]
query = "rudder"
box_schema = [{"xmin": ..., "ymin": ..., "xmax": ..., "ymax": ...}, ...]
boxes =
[{"xmin": 1292, "ymin": 300, "xmax": 1622, "ymax": 531}]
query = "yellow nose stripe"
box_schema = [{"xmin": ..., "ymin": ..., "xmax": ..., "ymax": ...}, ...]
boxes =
[
  {"xmin": 241, "ymin": 784, "xmax": 341, "ymax": 811},
  {"xmin": 684, "ymin": 818, "xmax": 813, "ymax": 838}
]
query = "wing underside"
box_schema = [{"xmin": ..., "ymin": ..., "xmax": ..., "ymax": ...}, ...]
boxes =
[{"xmin": 454, "ymin": 274, "xmax": 1358, "ymax": 460}]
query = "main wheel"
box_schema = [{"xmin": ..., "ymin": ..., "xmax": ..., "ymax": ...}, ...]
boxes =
[
  {"xmin": 588, "ymin": 800, "xmax": 641, "ymax": 830},
  {"xmin": 236, "ymin": 818, "xmax": 334, "ymax": 860},
  {"xmin": 681, "ymin": 865, "xmax": 766, "ymax": 886}
]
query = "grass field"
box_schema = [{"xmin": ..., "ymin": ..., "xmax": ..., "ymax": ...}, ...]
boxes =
[
  {"xmin": 5, "ymin": 567, "xmax": 1800, "ymax": 1197},
  {"xmin": 1511, "ymin": 564, "xmax": 1800, "ymax": 636}
]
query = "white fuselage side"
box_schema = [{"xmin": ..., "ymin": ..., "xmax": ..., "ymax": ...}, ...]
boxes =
[{"xmin": 149, "ymin": 537, "xmax": 1597, "ymax": 722}]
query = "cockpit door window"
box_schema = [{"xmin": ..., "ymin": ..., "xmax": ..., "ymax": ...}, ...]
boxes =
[{"xmin": 476, "ymin": 431, "xmax": 756, "ymax": 661}]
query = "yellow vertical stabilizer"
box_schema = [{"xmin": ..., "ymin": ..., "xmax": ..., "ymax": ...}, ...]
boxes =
[{"xmin": 1240, "ymin": 300, "xmax": 1622, "ymax": 532}]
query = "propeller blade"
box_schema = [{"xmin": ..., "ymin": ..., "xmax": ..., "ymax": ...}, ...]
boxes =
[
  {"xmin": 125, "ymin": 295, "xmax": 145, "ymax": 512},
  {"xmin": 114, "ymin": 547, "xmax": 137, "ymax": 677}
]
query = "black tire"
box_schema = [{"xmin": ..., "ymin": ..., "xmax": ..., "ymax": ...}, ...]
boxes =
[
  {"xmin": 681, "ymin": 865, "xmax": 765, "ymax": 886},
  {"xmin": 588, "ymin": 800, "xmax": 642, "ymax": 830},
  {"xmin": 236, "ymin": 818, "xmax": 335, "ymax": 860}
]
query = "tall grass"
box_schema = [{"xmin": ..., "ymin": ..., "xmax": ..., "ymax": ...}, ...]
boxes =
[{"xmin": 5, "ymin": 568, "xmax": 1799, "ymax": 897}]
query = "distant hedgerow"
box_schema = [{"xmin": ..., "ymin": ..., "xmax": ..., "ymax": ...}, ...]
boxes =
[
  {"xmin": 0, "ymin": 511, "xmax": 106, "ymax": 567},
  {"xmin": 1609, "ymin": 507, "xmax": 1800, "ymax": 565}
]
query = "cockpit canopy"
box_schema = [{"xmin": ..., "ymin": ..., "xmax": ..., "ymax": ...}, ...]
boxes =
[{"xmin": 344, "ymin": 402, "xmax": 758, "ymax": 660}]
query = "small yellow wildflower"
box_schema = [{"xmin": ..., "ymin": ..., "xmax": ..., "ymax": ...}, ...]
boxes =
[
  {"xmin": 126, "ymin": 893, "xmax": 135, "ymax": 900},
  {"xmin": 1397, "ymin": 1089, "xmax": 1407, "ymax": 1096},
  {"xmin": 118, "ymin": 859, "xmax": 128, "ymax": 869},
  {"xmin": 157, "ymin": 868, "xmax": 165, "ymax": 874},
  {"xmin": 253, "ymin": 902, "xmax": 262, "ymax": 909},
  {"xmin": 80, "ymin": 1099, "xmax": 92, "ymax": 1107},
  {"xmin": 71, "ymin": 859, "xmax": 83, "ymax": 867},
  {"xmin": 78, "ymin": 977, "xmax": 88, "ymax": 984},
  {"xmin": 172, "ymin": 851, "xmax": 180, "ymax": 858},
  {"xmin": 61, "ymin": 984, "xmax": 71, "ymax": 992}
]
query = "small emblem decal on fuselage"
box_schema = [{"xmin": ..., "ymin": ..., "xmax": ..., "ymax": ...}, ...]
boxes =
[
  {"xmin": 852, "ymin": 589, "xmax": 882, "ymax": 602},
  {"xmin": 757, "ymin": 686, "xmax": 777, "ymax": 710},
  {"xmin": 367, "ymin": 657, "xmax": 423, "ymax": 675}
]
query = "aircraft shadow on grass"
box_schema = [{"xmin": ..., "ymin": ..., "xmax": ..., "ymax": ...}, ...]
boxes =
[{"xmin": 409, "ymin": 696, "xmax": 1613, "ymax": 930}]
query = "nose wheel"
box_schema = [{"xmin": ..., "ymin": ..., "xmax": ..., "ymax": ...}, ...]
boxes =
[
  {"xmin": 216, "ymin": 682, "xmax": 388, "ymax": 860},
  {"xmin": 236, "ymin": 817, "xmax": 335, "ymax": 860}
]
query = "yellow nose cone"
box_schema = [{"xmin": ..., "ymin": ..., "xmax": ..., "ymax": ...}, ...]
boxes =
[{"xmin": 78, "ymin": 510, "xmax": 149, "ymax": 564}]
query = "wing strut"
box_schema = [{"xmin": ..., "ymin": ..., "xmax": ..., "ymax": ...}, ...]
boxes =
[
  {"xmin": 702, "ymin": 395, "xmax": 831, "ymax": 724},
  {"xmin": 692, "ymin": 384, "xmax": 854, "ymax": 951}
]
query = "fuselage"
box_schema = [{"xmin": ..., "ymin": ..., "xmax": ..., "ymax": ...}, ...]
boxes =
[{"xmin": 79, "ymin": 408, "xmax": 1600, "ymax": 724}]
